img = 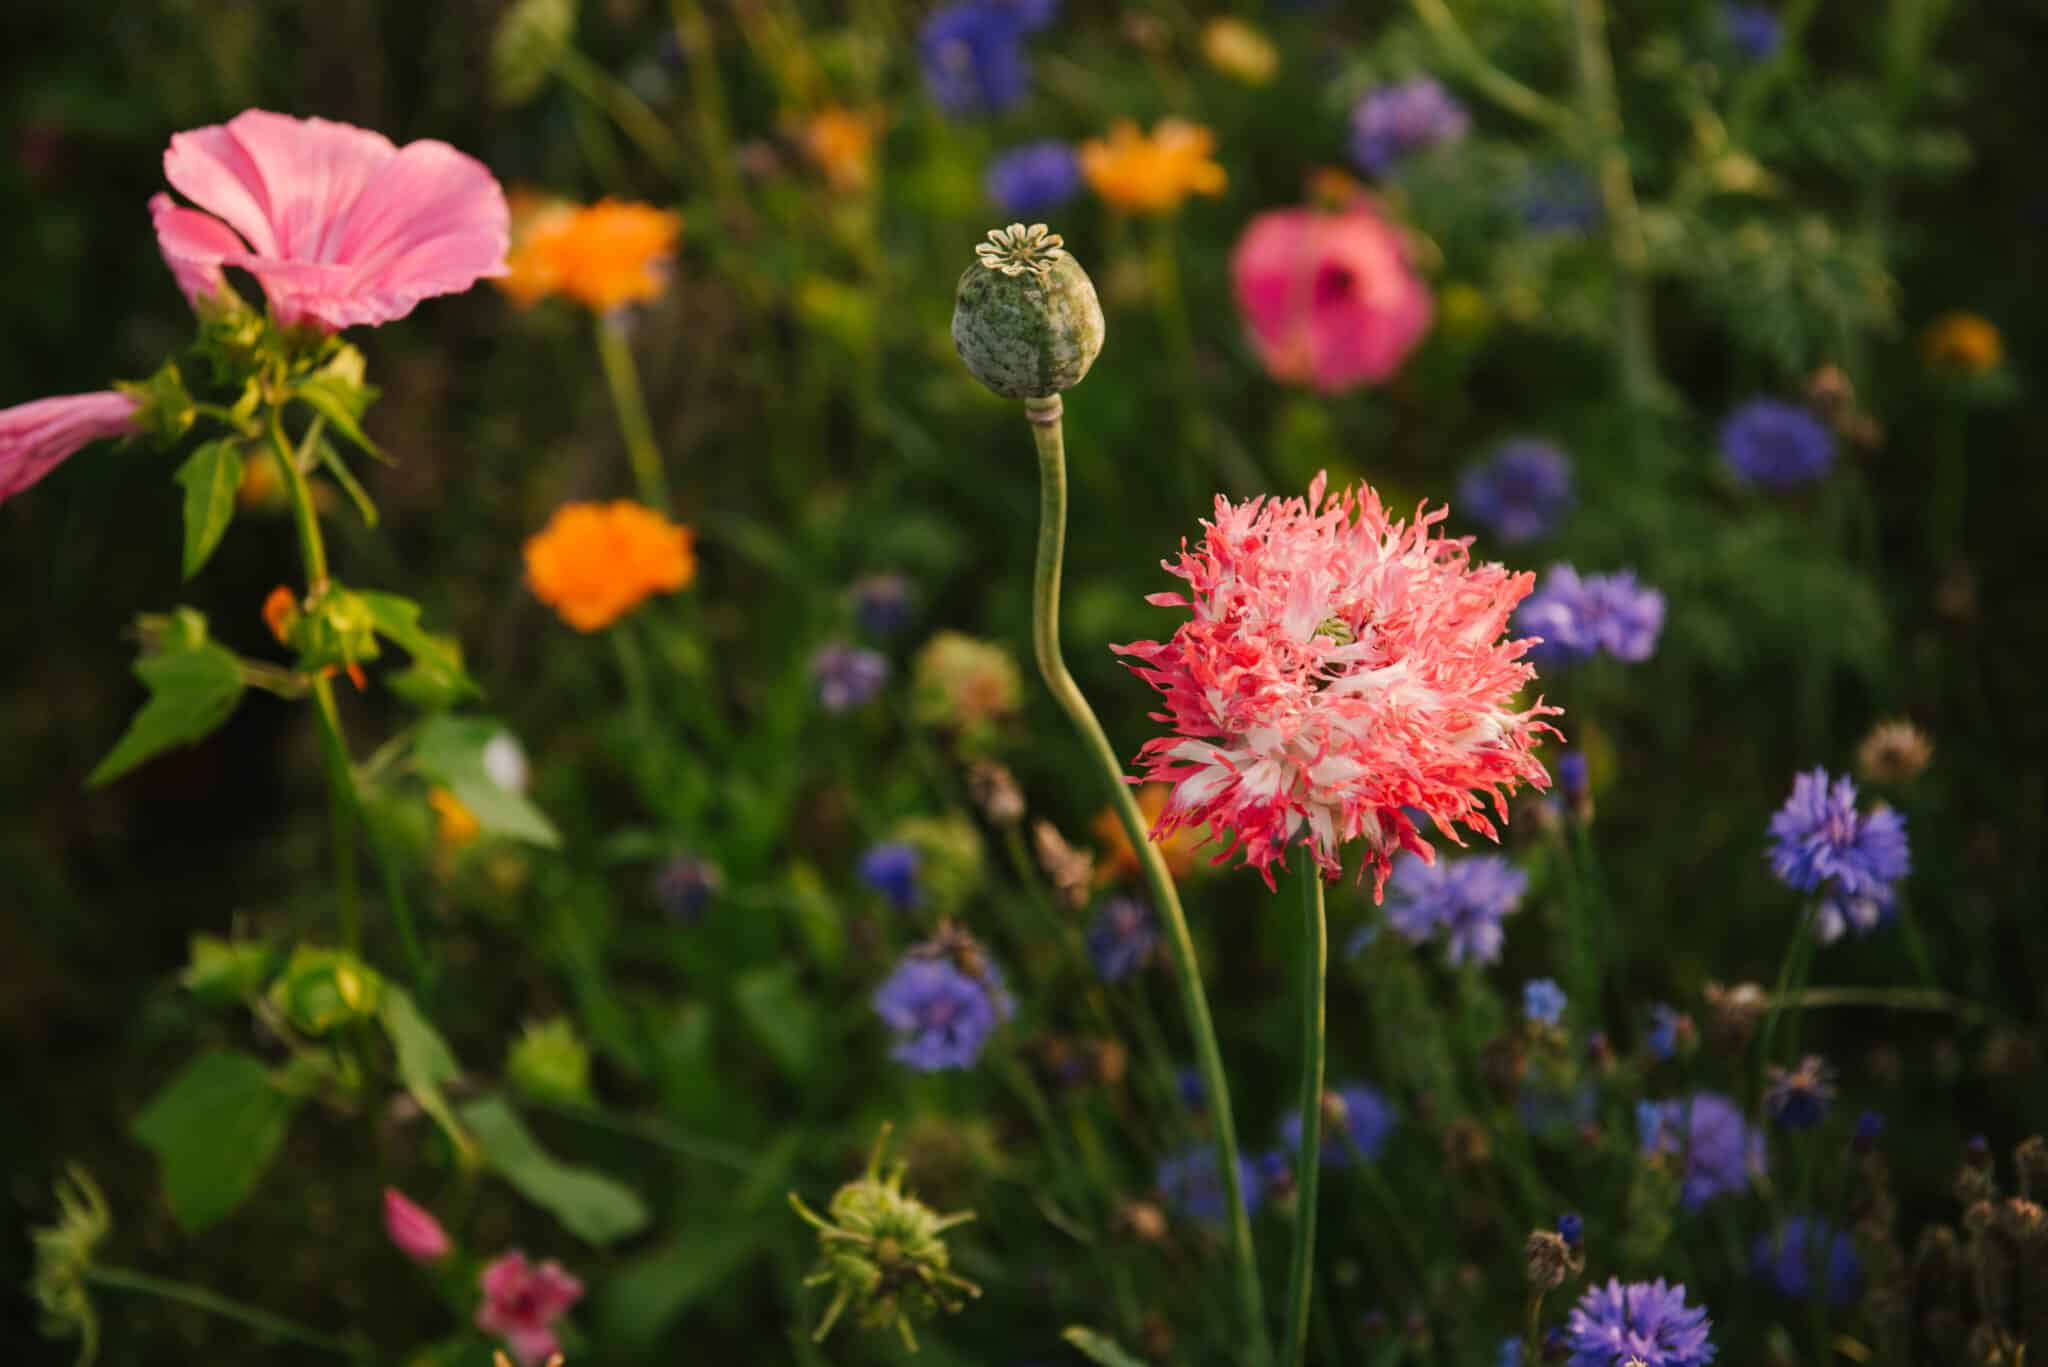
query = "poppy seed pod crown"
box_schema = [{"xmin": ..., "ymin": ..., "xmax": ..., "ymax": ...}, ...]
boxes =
[{"xmin": 951, "ymin": 223, "xmax": 1104, "ymax": 399}]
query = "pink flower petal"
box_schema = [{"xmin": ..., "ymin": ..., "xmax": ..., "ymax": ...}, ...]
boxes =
[
  {"xmin": 1231, "ymin": 202, "xmax": 1432, "ymax": 394},
  {"xmin": 149, "ymin": 193, "xmax": 247, "ymax": 310},
  {"xmin": 0, "ymin": 391, "xmax": 141, "ymax": 506}
]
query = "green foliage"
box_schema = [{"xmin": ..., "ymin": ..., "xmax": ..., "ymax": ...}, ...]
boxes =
[
  {"xmin": 131, "ymin": 1052, "xmax": 302, "ymax": 1233},
  {"xmin": 291, "ymin": 345, "xmax": 383, "ymax": 462},
  {"xmin": 178, "ymin": 934, "xmax": 279, "ymax": 1006},
  {"xmin": 87, "ymin": 609, "xmax": 246, "ymax": 787},
  {"xmin": 506, "ymin": 1015, "xmax": 595, "ymax": 1106},
  {"xmin": 172, "ymin": 439, "xmax": 243, "ymax": 579},
  {"xmin": 459, "ymin": 1096, "xmax": 650, "ymax": 1246},
  {"xmin": 361, "ymin": 592, "xmax": 480, "ymax": 709},
  {"xmin": 412, "ymin": 714, "xmax": 559, "ymax": 846},
  {"xmin": 732, "ymin": 964, "xmax": 822, "ymax": 1082},
  {"xmin": 1061, "ymin": 1327, "xmax": 1150, "ymax": 1367},
  {"xmin": 379, "ymin": 986, "xmax": 478, "ymax": 1164},
  {"xmin": 490, "ymin": 0, "xmax": 577, "ymax": 106},
  {"xmin": 268, "ymin": 945, "xmax": 384, "ymax": 1036}
]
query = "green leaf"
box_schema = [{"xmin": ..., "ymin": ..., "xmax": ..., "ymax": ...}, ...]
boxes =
[
  {"xmin": 459, "ymin": 1096, "xmax": 648, "ymax": 1246},
  {"xmin": 598, "ymin": 1222, "xmax": 761, "ymax": 1346},
  {"xmin": 131, "ymin": 1051, "xmax": 301, "ymax": 1232},
  {"xmin": 172, "ymin": 440, "xmax": 243, "ymax": 579},
  {"xmin": 293, "ymin": 347, "xmax": 384, "ymax": 462},
  {"xmin": 379, "ymin": 987, "xmax": 478, "ymax": 1164},
  {"xmin": 88, "ymin": 621, "xmax": 247, "ymax": 786},
  {"xmin": 412, "ymin": 715, "xmax": 558, "ymax": 846},
  {"xmin": 179, "ymin": 934, "xmax": 279, "ymax": 1006},
  {"xmin": 1061, "ymin": 1328, "xmax": 1151, "ymax": 1367},
  {"xmin": 316, "ymin": 439, "xmax": 379, "ymax": 528},
  {"xmin": 361, "ymin": 592, "xmax": 479, "ymax": 709},
  {"xmin": 732, "ymin": 965, "xmax": 820, "ymax": 1081}
]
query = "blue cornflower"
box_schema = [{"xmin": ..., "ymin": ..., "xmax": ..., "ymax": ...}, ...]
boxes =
[
  {"xmin": 1519, "ymin": 162, "xmax": 1602, "ymax": 233},
  {"xmin": 1558, "ymin": 1212, "xmax": 1585, "ymax": 1248},
  {"xmin": 1639, "ymin": 1092, "xmax": 1765, "ymax": 1209},
  {"xmin": 1721, "ymin": 398, "xmax": 1835, "ymax": 489},
  {"xmin": 985, "ymin": 141, "xmax": 1081, "ymax": 216},
  {"xmin": 858, "ymin": 841, "xmax": 922, "ymax": 910},
  {"xmin": 1565, "ymin": 1278, "xmax": 1715, "ymax": 1367},
  {"xmin": 1085, "ymin": 896, "xmax": 1157, "ymax": 983},
  {"xmin": 1157, "ymin": 1146, "xmax": 1262, "ymax": 1224},
  {"xmin": 1278, "ymin": 1082, "xmax": 1396, "ymax": 1167},
  {"xmin": 1646, "ymin": 1004, "xmax": 1688, "ymax": 1061},
  {"xmin": 1497, "ymin": 1339, "xmax": 1523, "ymax": 1367},
  {"xmin": 1254, "ymin": 1148, "xmax": 1295, "ymax": 1202},
  {"xmin": 812, "ymin": 642, "xmax": 890, "ymax": 712},
  {"xmin": 651, "ymin": 854, "xmax": 722, "ymax": 925},
  {"xmin": 918, "ymin": 0, "xmax": 1056, "ymax": 116},
  {"xmin": 1177, "ymin": 1066, "xmax": 1206, "ymax": 1111},
  {"xmin": 1350, "ymin": 77, "xmax": 1471, "ymax": 176},
  {"xmin": 1557, "ymin": 752, "xmax": 1590, "ymax": 803},
  {"xmin": 1724, "ymin": 4, "xmax": 1782, "ymax": 60},
  {"xmin": 1852, "ymin": 1109, "xmax": 1884, "ymax": 1151},
  {"xmin": 1458, "ymin": 440, "xmax": 1573, "ymax": 544},
  {"xmin": 1524, "ymin": 978, "xmax": 1569, "ymax": 1027},
  {"xmin": 1385, "ymin": 852, "xmax": 1527, "ymax": 966},
  {"xmin": 1767, "ymin": 769, "xmax": 1912, "ymax": 943},
  {"xmin": 871, "ymin": 955, "xmax": 1009, "ymax": 1070},
  {"xmin": 851, "ymin": 572, "xmax": 915, "ymax": 635},
  {"xmin": 1516, "ymin": 565, "xmax": 1666, "ymax": 668},
  {"xmin": 1752, "ymin": 1216, "xmax": 1861, "ymax": 1305},
  {"xmin": 1764, "ymin": 1055, "xmax": 1835, "ymax": 1131}
]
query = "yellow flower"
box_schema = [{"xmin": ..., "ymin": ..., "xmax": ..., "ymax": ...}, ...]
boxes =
[
  {"xmin": 1921, "ymin": 311, "xmax": 2002, "ymax": 375},
  {"xmin": 1201, "ymin": 18, "xmax": 1279, "ymax": 86},
  {"xmin": 499, "ymin": 198, "xmax": 683, "ymax": 313},
  {"xmin": 802, "ymin": 106, "xmax": 881, "ymax": 192},
  {"xmin": 1079, "ymin": 118, "xmax": 1227, "ymax": 215},
  {"xmin": 524, "ymin": 500, "xmax": 696, "ymax": 632},
  {"xmin": 429, "ymin": 787, "xmax": 481, "ymax": 849}
]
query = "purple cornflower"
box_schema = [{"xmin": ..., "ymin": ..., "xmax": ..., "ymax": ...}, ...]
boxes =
[
  {"xmin": 1558, "ymin": 1212, "xmax": 1585, "ymax": 1248},
  {"xmin": 1254, "ymin": 1148, "xmax": 1295, "ymax": 1203},
  {"xmin": 1724, "ymin": 4, "xmax": 1782, "ymax": 60},
  {"xmin": 1516, "ymin": 565, "xmax": 1666, "ymax": 668},
  {"xmin": 1519, "ymin": 163, "xmax": 1602, "ymax": 233},
  {"xmin": 871, "ymin": 954, "xmax": 1009, "ymax": 1070},
  {"xmin": 1647, "ymin": 1005, "xmax": 1689, "ymax": 1062},
  {"xmin": 1385, "ymin": 852, "xmax": 1527, "ymax": 966},
  {"xmin": 858, "ymin": 841, "xmax": 922, "ymax": 911},
  {"xmin": 851, "ymin": 573, "xmax": 914, "ymax": 635},
  {"xmin": 1524, "ymin": 978, "xmax": 1568, "ymax": 1027},
  {"xmin": 1458, "ymin": 440, "xmax": 1573, "ymax": 544},
  {"xmin": 812, "ymin": 643, "xmax": 890, "ymax": 712},
  {"xmin": 1565, "ymin": 1278, "xmax": 1715, "ymax": 1367},
  {"xmin": 1085, "ymin": 896, "xmax": 1157, "ymax": 983},
  {"xmin": 1279, "ymin": 1082, "xmax": 1396, "ymax": 1167},
  {"xmin": 918, "ymin": 0, "xmax": 1057, "ymax": 116},
  {"xmin": 1752, "ymin": 1216, "xmax": 1861, "ymax": 1305},
  {"xmin": 651, "ymin": 854, "xmax": 722, "ymax": 925},
  {"xmin": 1767, "ymin": 769, "xmax": 1912, "ymax": 943},
  {"xmin": 1764, "ymin": 1055, "xmax": 1835, "ymax": 1131},
  {"xmin": 1157, "ymin": 1146, "xmax": 1262, "ymax": 1224},
  {"xmin": 1720, "ymin": 398, "xmax": 1835, "ymax": 489},
  {"xmin": 1349, "ymin": 77, "xmax": 1470, "ymax": 176},
  {"xmin": 986, "ymin": 141, "xmax": 1081, "ymax": 216},
  {"xmin": 1557, "ymin": 751, "xmax": 1591, "ymax": 808},
  {"xmin": 1638, "ymin": 1092, "xmax": 1765, "ymax": 1209}
]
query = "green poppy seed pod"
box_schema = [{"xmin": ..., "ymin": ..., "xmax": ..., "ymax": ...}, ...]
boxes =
[{"xmin": 951, "ymin": 223, "xmax": 1104, "ymax": 399}]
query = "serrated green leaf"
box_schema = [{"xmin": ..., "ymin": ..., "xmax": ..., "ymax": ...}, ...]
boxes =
[
  {"xmin": 732, "ymin": 965, "xmax": 819, "ymax": 1081},
  {"xmin": 459, "ymin": 1096, "xmax": 648, "ymax": 1246},
  {"xmin": 88, "ymin": 628, "xmax": 247, "ymax": 786},
  {"xmin": 379, "ymin": 987, "xmax": 478, "ymax": 1165},
  {"xmin": 172, "ymin": 440, "xmax": 243, "ymax": 579},
  {"xmin": 361, "ymin": 592, "xmax": 479, "ymax": 708},
  {"xmin": 413, "ymin": 715, "xmax": 558, "ymax": 846},
  {"xmin": 132, "ymin": 1051, "xmax": 301, "ymax": 1232},
  {"xmin": 1061, "ymin": 1328, "xmax": 1151, "ymax": 1367}
]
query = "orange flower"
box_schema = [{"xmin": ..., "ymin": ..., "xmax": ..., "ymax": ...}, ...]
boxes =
[
  {"xmin": 1079, "ymin": 118, "xmax": 1227, "ymax": 215},
  {"xmin": 261, "ymin": 585, "xmax": 299, "ymax": 645},
  {"xmin": 524, "ymin": 500, "xmax": 695, "ymax": 632},
  {"xmin": 1094, "ymin": 783, "xmax": 1209, "ymax": 884},
  {"xmin": 499, "ymin": 199, "xmax": 683, "ymax": 313},
  {"xmin": 1921, "ymin": 311, "xmax": 2003, "ymax": 375},
  {"xmin": 802, "ymin": 107, "xmax": 880, "ymax": 192},
  {"xmin": 429, "ymin": 786, "xmax": 481, "ymax": 849}
]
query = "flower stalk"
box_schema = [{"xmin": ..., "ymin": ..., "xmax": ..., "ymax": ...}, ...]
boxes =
[
  {"xmin": 594, "ymin": 316, "xmax": 671, "ymax": 509},
  {"xmin": 1281, "ymin": 869, "xmax": 1329, "ymax": 1367},
  {"xmin": 86, "ymin": 1266, "xmax": 367, "ymax": 1359}
]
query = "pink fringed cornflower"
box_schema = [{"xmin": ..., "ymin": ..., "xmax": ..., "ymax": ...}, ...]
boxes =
[
  {"xmin": 476, "ymin": 1250, "xmax": 583, "ymax": 1366},
  {"xmin": 0, "ymin": 391, "xmax": 141, "ymax": 507},
  {"xmin": 1116, "ymin": 472, "xmax": 1558, "ymax": 897},
  {"xmin": 150, "ymin": 109, "xmax": 509, "ymax": 331},
  {"xmin": 1231, "ymin": 200, "xmax": 1432, "ymax": 393}
]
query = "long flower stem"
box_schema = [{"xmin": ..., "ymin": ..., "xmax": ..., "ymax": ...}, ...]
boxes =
[
  {"xmin": 1023, "ymin": 395, "xmax": 1269, "ymax": 1364},
  {"xmin": 1282, "ymin": 870, "xmax": 1329, "ymax": 1367},
  {"xmin": 1409, "ymin": 0, "xmax": 1580, "ymax": 138},
  {"xmin": 595, "ymin": 316, "xmax": 671, "ymax": 509},
  {"xmin": 668, "ymin": 0, "xmax": 745, "ymax": 209},
  {"xmin": 556, "ymin": 48, "xmax": 688, "ymax": 178},
  {"xmin": 87, "ymin": 1265, "xmax": 367, "ymax": 1358}
]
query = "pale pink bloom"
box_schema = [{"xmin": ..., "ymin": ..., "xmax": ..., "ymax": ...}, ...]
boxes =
[
  {"xmin": 381, "ymin": 1187, "xmax": 452, "ymax": 1263},
  {"xmin": 1231, "ymin": 201, "xmax": 1432, "ymax": 393},
  {"xmin": 150, "ymin": 109, "xmax": 509, "ymax": 331},
  {"xmin": 1116, "ymin": 472, "xmax": 1558, "ymax": 898},
  {"xmin": 476, "ymin": 1249, "xmax": 583, "ymax": 1366},
  {"xmin": 0, "ymin": 391, "xmax": 141, "ymax": 507}
]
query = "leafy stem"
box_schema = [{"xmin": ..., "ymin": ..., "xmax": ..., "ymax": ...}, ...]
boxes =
[
  {"xmin": 86, "ymin": 1265, "xmax": 370, "ymax": 1359},
  {"xmin": 1281, "ymin": 870, "xmax": 1329, "ymax": 1367}
]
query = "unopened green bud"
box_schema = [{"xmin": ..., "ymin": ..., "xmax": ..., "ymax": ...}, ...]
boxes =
[
  {"xmin": 269, "ymin": 946, "xmax": 384, "ymax": 1036},
  {"xmin": 180, "ymin": 934, "xmax": 280, "ymax": 1007},
  {"xmin": 951, "ymin": 224, "xmax": 1104, "ymax": 399},
  {"xmin": 506, "ymin": 1016, "xmax": 593, "ymax": 1105},
  {"xmin": 115, "ymin": 362, "xmax": 197, "ymax": 444},
  {"xmin": 30, "ymin": 1165, "xmax": 111, "ymax": 1365}
]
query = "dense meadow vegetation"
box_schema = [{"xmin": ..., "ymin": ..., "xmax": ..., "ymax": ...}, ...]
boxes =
[{"xmin": 4, "ymin": 1, "xmax": 2046, "ymax": 1363}]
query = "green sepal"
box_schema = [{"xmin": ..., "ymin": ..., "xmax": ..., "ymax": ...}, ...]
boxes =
[
  {"xmin": 114, "ymin": 361, "xmax": 197, "ymax": 444},
  {"xmin": 268, "ymin": 945, "xmax": 385, "ymax": 1037}
]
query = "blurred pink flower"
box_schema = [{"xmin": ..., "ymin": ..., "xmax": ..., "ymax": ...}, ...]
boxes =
[
  {"xmin": 1231, "ymin": 201, "xmax": 1432, "ymax": 392},
  {"xmin": 1115, "ymin": 473, "xmax": 1557, "ymax": 897},
  {"xmin": 0, "ymin": 391, "xmax": 140, "ymax": 507},
  {"xmin": 150, "ymin": 109, "xmax": 509, "ymax": 331},
  {"xmin": 476, "ymin": 1250, "xmax": 583, "ymax": 1366},
  {"xmin": 381, "ymin": 1187, "xmax": 451, "ymax": 1263}
]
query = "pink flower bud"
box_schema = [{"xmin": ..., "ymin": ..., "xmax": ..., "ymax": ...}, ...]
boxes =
[
  {"xmin": 382, "ymin": 1187, "xmax": 452, "ymax": 1263},
  {"xmin": 0, "ymin": 391, "xmax": 140, "ymax": 507}
]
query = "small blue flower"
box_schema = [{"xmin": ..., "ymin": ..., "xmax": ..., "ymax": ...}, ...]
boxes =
[
  {"xmin": 1557, "ymin": 1212, "xmax": 1585, "ymax": 1248},
  {"xmin": 851, "ymin": 572, "xmax": 915, "ymax": 635},
  {"xmin": 1157, "ymin": 1146, "xmax": 1262, "ymax": 1224},
  {"xmin": 858, "ymin": 841, "xmax": 922, "ymax": 911},
  {"xmin": 1524, "ymin": 978, "xmax": 1569, "ymax": 1027},
  {"xmin": 1768, "ymin": 769, "xmax": 1912, "ymax": 943},
  {"xmin": 1764, "ymin": 1055, "xmax": 1835, "ymax": 1131},
  {"xmin": 651, "ymin": 854, "xmax": 722, "ymax": 925},
  {"xmin": 1516, "ymin": 565, "xmax": 1666, "ymax": 669},
  {"xmin": 1177, "ymin": 1066, "xmax": 1206, "ymax": 1111},
  {"xmin": 1724, "ymin": 4, "xmax": 1782, "ymax": 61},
  {"xmin": 1752, "ymin": 1216, "xmax": 1861, "ymax": 1305},
  {"xmin": 1556, "ymin": 753, "xmax": 1590, "ymax": 805},
  {"xmin": 1564, "ymin": 1277, "xmax": 1715, "ymax": 1367},
  {"xmin": 812, "ymin": 642, "xmax": 890, "ymax": 712},
  {"xmin": 1350, "ymin": 77, "xmax": 1471, "ymax": 176},
  {"xmin": 1085, "ymin": 896, "xmax": 1157, "ymax": 983},
  {"xmin": 1458, "ymin": 440, "xmax": 1573, "ymax": 544},
  {"xmin": 1852, "ymin": 1109, "xmax": 1884, "ymax": 1150},
  {"xmin": 871, "ymin": 955, "xmax": 1008, "ymax": 1071},
  {"xmin": 1385, "ymin": 853, "xmax": 1527, "ymax": 966},
  {"xmin": 1278, "ymin": 1082, "xmax": 1396, "ymax": 1167},
  {"xmin": 986, "ymin": 141, "xmax": 1081, "ymax": 217},
  {"xmin": 1646, "ymin": 1004, "xmax": 1686, "ymax": 1062},
  {"xmin": 1254, "ymin": 1148, "xmax": 1294, "ymax": 1201},
  {"xmin": 918, "ymin": 0, "xmax": 1057, "ymax": 116},
  {"xmin": 1721, "ymin": 398, "xmax": 1835, "ymax": 489},
  {"xmin": 1518, "ymin": 163, "xmax": 1602, "ymax": 233},
  {"xmin": 1497, "ymin": 1338, "xmax": 1523, "ymax": 1367},
  {"xmin": 1639, "ymin": 1092, "xmax": 1765, "ymax": 1209}
]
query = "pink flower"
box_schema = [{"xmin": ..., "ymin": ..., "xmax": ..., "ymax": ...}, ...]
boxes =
[
  {"xmin": 1231, "ymin": 201, "xmax": 1432, "ymax": 392},
  {"xmin": 381, "ymin": 1187, "xmax": 452, "ymax": 1263},
  {"xmin": 1115, "ymin": 472, "xmax": 1558, "ymax": 898},
  {"xmin": 150, "ymin": 109, "xmax": 509, "ymax": 332},
  {"xmin": 0, "ymin": 391, "xmax": 141, "ymax": 507},
  {"xmin": 476, "ymin": 1250, "xmax": 583, "ymax": 1366}
]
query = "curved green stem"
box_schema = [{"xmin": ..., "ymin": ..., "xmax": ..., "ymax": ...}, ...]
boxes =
[
  {"xmin": 1281, "ymin": 871, "xmax": 1329, "ymax": 1367},
  {"xmin": 1023, "ymin": 395, "xmax": 1270, "ymax": 1363},
  {"xmin": 88, "ymin": 1266, "xmax": 367, "ymax": 1358},
  {"xmin": 557, "ymin": 48, "xmax": 687, "ymax": 178},
  {"xmin": 1410, "ymin": 0, "xmax": 1579, "ymax": 139},
  {"xmin": 595, "ymin": 316, "xmax": 671, "ymax": 509}
]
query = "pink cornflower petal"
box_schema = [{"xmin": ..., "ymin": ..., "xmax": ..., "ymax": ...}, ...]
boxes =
[
  {"xmin": 152, "ymin": 109, "xmax": 509, "ymax": 331},
  {"xmin": 1232, "ymin": 201, "xmax": 1432, "ymax": 393},
  {"xmin": 1115, "ymin": 472, "xmax": 1559, "ymax": 897},
  {"xmin": 0, "ymin": 391, "xmax": 142, "ymax": 506}
]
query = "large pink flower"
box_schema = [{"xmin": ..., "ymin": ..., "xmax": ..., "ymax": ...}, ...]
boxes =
[
  {"xmin": 0, "ymin": 391, "xmax": 141, "ymax": 507},
  {"xmin": 150, "ymin": 109, "xmax": 509, "ymax": 331},
  {"xmin": 476, "ymin": 1250, "xmax": 582, "ymax": 1366},
  {"xmin": 1231, "ymin": 201, "xmax": 1432, "ymax": 392},
  {"xmin": 1115, "ymin": 473, "xmax": 1557, "ymax": 897}
]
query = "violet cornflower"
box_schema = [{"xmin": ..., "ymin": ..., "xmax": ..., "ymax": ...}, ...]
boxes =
[
  {"xmin": 1767, "ymin": 768, "xmax": 1911, "ymax": 943},
  {"xmin": 1384, "ymin": 853, "xmax": 1527, "ymax": 966},
  {"xmin": 1458, "ymin": 440, "xmax": 1573, "ymax": 544},
  {"xmin": 1638, "ymin": 1092, "xmax": 1765, "ymax": 1209},
  {"xmin": 1350, "ymin": 77, "xmax": 1470, "ymax": 176}
]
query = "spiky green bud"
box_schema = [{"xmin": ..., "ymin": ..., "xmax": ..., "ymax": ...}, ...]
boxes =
[
  {"xmin": 506, "ymin": 1016, "xmax": 594, "ymax": 1105},
  {"xmin": 951, "ymin": 224, "xmax": 1104, "ymax": 399},
  {"xmin": 30, "ymin": 1165, "xmax": 111, "ymax": 1366}
]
